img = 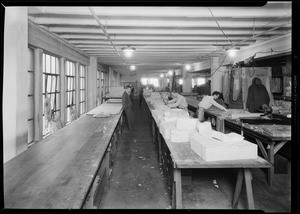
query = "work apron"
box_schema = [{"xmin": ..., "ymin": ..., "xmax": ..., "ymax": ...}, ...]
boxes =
[{"xmin": 198, "ymin": 106, "xmax": 205, "ymax": 122}]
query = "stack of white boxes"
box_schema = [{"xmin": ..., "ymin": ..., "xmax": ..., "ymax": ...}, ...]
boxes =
[
  {"xmin": 170, "ymin": 118, "xmax": 198, "ymax": 143},
  {"xmin": 190, "ymin": 121, "xmax": 257, "ymax": 161},
  {"xmin": 159, "ymin": 109, "xmax": 190, "ymax": 140}
]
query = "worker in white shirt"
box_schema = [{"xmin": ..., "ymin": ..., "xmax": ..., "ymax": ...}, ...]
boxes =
[
  {"xmin": 167, "ymin": 90, "xmax": 188, "ymax": 111},
  {"xmin": 198, "ymin": 91, "xmax": 229, "ymax": 122}
]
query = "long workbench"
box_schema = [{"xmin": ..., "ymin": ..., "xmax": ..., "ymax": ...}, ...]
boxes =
[
  {"xmin": 145, "ymin": 98, "xmax": 271, "ymax": 209},
  {"xmin": 4, "ymin": 104, "xmax": 124, "ymax": 209},
  {"xmin": 185, "ymin": 96, "xmax": 291, "ymax": 186}
]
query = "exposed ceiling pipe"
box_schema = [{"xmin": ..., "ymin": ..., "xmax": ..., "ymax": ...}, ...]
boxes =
[
  {"xmin": 232, "ymin": 20, "xmax": 291, "ymax": 47},
  {"xmin": 88, "ymin": 7, "xmax": 126, "ymax": 64}
]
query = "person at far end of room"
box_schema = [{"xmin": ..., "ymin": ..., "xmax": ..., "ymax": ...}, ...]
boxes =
[
  {"xmin": 198, "ymin": 91, "xmax": 230, "ymax": 122},
  {"xmin": 130, "ymin": 84, "xmax": 135, "ymax": 102},
  {"xmin": 122, "ymin": 85, "xmax": 136, "ymax": 132},
  {"xmin": 138, "ymin": 85, "xmax": 144, "ymax": 106},
  {"xmin": 167, "ymin": 90, "xmax": 188, "ymax": 111},
  {"xmin": 246, "ymin": 77, "xmax": 270, "ymax": 113}
]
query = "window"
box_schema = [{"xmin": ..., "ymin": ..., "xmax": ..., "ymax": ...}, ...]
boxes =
[
  {"xmin": 28, "ymin": 48, "xmax": 34, "ymax": 146},
  {"xmin": 141, "ymin": 78, "xmax": 148, "ymax": 85},
  {"xmin": 197, "ymin": 78, "xmax": 206, "ymax": 86},
  {"xmin": 96, "ymin": 70, "xmax": 101, "ymax": 106},
  {"xmin": 192, "ymin": 78, "xmax": 195, "ymax": 88},
  {"xmin": 141, "ymin": 78, "xmax": 159, "ymax": 87},
  {"xmin": 79, "ymin": 65, "xmax": 86, "ymax": 114},
  {"xmin": 66, "ymin": 60, "xmax": 76, "ymax": 124},
  {"xmin": 42, "ymin": 53, "xmax": 60, "ymax": 137}
]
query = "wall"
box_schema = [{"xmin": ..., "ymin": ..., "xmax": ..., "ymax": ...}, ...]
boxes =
[
  {"xmin": 3, "ymin": 7, "xmax": 29, "ymax": 163},
  {"xmin": 28, "ymin": 21, "xmax": 89, "ymax": 65},
  {"xmin": 120, "ymin": 74, "xmax": 143, "ymax": 83}
]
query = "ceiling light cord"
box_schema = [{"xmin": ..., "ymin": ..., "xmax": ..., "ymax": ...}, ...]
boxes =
[
  {"xmin": 208, "ymin": 8, "xmax": 233, "ymax": 46},
  {"xmin": 88, "ymin": 7, "xmax": 125, "ymax": 64}
]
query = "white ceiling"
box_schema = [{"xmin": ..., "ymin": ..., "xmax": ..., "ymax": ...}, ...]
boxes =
[{"xmin": 28, "ymin": 2, "xmax": 292, "ymax": 75}]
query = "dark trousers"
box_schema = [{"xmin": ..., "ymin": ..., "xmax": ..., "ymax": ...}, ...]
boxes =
[
  {"xmin": 124, "ymin": 107, "xmax": 134, "ymax": 130},
  {"xmin": 139, "ymin": 95, "xmax": 143, "ymax": 106}
]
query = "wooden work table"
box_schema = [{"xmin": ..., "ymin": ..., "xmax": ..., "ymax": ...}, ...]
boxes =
[
  {"xmin": 145, "ymin": 98, "xmax": 271, "ymax": 209},
  {"xmin": 4, "ymin": 109, "xmax": 123, "ymax": 209},
  {"xmin": 224, "ymin": 118, "xmax": 291, "ymax": 186}
]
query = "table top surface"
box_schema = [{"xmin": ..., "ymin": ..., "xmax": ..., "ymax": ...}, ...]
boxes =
[
  {"xmin": 145, "ymin": 99, "xmax": 271, "ymax": 170},
  {"xmin": 4, "ymin": 110, "xmax": 122, "ymax": 209},
  {"xmin": 225, "ymin": 119, "xmax": 291, "ymax": 142},
  {"xmin": 164, "ymin": 139, "xmax": 271, "ymax": 169}
]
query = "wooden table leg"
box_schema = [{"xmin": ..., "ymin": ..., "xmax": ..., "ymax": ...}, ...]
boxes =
[
  {"xmin": 268, "ymin": 143, "xmax": 275, "ymax": 186},
  {"xmin": 158, "ymin": 133, "xmax": 162, "ymax": 164},
  {"xmin": 255, "ymin": 139, "xmax": 273, "ymax": 186},
  {"xmin": 232, "ymin": 169, "xmax": 243, "ymax": 209},
  {"xmin": 173, "ymin": 168, "xmax": 182, "ymax": 209},
  {"xmin": 244, "ymin": 169, "xmax": 254, "ymax": 209},
  {"xmin": 151, "ymin": 118, "xmax": 156, "ymax": 144}
]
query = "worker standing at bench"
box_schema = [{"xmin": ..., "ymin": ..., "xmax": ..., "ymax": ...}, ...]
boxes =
[
  {"xmin": 167, "ymin": 90, "xmax": 188, "ymax": 111},
  {"xmin": 198, "ymin": 91, "xmax": 229, "ymax": 122},
  {"xmin": 122, "ymin": 85, "xmax": 135, "ymax": 132}
]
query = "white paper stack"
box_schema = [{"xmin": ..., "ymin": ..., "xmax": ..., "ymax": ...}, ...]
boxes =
[
  {"xmin": 176, "ymin": 118, "xmax": 198, "ymax": 131},
  {"xmin": 170, "ymin": 130, "xmax": 198, "ymax": 143},
  {"xmin": 159, "ymin": 120, "xmax": 177, "ymax": 140},
  {"xmin": 153, "ymin": 102, "xmax": 169, "ymax": 110},
  {"xmin": 164, "ymin": 109, "xmax": 189, "ymax": 118},
  {"xmin": 190, "ymin": 132, "xmax": 257, "ymax": 162},
  {"xmin": 151, "ymin": 110, "xmax": 165, "ymax": 124},
  {"xmin": 197, "ymin": 121, "xmax": 212, "ymax": 138},
  {"xmin": 211, "ymin": 130, "xmax": 244, "ymax": 143},
  {"xmin": 86, "ymin": 102, "xmax": 123, "ymax": 116},
  {"xmin": 223, "ymin": 132, "xmax": 244, "ymax": 143},
  {"xmin": 211, "ymin": 130, "xmax": 224, "ymax": 141}
]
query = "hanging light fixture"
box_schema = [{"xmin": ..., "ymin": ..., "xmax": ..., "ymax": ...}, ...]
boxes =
[
  {"xmin": 130, "ymin": 65, "xmax": 136, "ymax": 71},
  {"xmin": 122, "ymin": 46, "xmax": 135, "ymax": 57},
  {"xmin": 160, "ymin": 73, "xmax": 164, "ymax": 78},
  {"xmin": 184, "ymin": 64, "xmax": 191, "ymax": 70},
  {"xmin": 226, "ymin": 47, "xmax": 240, "ymax": 58},
  {"xmin": 168, "ymin": 70, "xmax": 173, "ymax": 76}
]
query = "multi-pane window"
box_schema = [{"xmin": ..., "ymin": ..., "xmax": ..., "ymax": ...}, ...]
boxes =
[
  {"xmin": 141, "ymin": 78, "xmax": 159, "ymax": 87},
  {"xmin": 79, "ymin": 65, "xmax": 86, "ymax": 115},
  {"xmin": 197, "ymin": 78, "xmax": 206, "ymax": 86},
  {"xmin": 42, "ymin": 53, "xmax": 60, "ymax": 137},
  {"xmin": 28, "ymin": 48, "xmax": 34, "ymax": 146},
  {"xmin": 192, "ymin": 78, "xmax": 195, "ymax": 88},
  {"xmin": 66, "ymin": 60, "xmax": 76, "ymax": 124},
  {"xmin": 96, "ymin": 70, "xmax": 101, "ymax": 106}
]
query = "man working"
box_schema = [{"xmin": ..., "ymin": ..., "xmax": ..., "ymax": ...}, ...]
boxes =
[
  {"xmin": 122, "ymin": 85, "xmax": 135, "ymax": 132},
  {"xmin": 198, "ymin": 91, "xmax": 229, "ymax": 122},
  {"xmin": 167, "ymin": 90, "xmax": 188, "ymax": 111}
]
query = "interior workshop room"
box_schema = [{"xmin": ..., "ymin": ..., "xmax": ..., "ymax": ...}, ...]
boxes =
[{"xmin": 2, "ymin": 2, "xmax": 298, "ymax": 212}]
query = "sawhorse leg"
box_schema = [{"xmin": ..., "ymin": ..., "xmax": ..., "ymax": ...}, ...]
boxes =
[
  {"xmin": 172, "ymin": 168, "xmax": 182, "ymax": 209},
  {"xmin": 232, "ymin": 168, "xmax": 254, "ymax": 209},
  {"xmin": 255, "ymin": 139, "xmax": 275, "ymax": 186}
]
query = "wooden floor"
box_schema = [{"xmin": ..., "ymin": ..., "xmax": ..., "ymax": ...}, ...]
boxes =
[{"xmin": 99, "ymin": 98, "xmax": 292, "ymax": 211}]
